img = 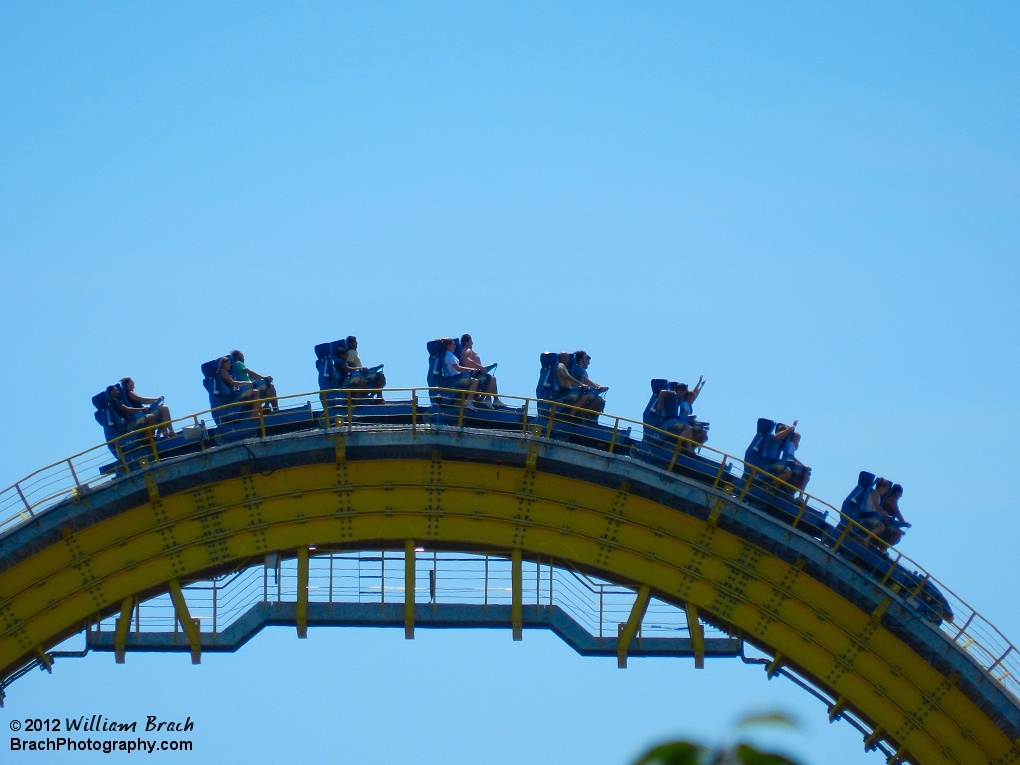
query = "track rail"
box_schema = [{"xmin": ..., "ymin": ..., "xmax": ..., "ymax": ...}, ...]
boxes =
[
  {"xmin": 1, "ymin": 388, "xmax": 1015, "ymax": 706},
  {"xmin": 2, "ymin": 395, "xmax": 1019, "ymax": 764}
]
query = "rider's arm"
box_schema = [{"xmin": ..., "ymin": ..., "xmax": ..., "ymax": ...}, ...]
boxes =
[
  {"xmin": 688, "ymin": 375, "xmax": 705, "ymax": 403},
  {"xmin": 556, "ymin": 365, "xmax": 582, "ymax": 387},
  {"xmin": 460, "ymin": 352, "xmax": 484, "ymax": 371}
]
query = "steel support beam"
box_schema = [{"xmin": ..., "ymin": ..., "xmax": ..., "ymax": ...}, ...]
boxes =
[
  {"xmin": 685, "ymin": 602, "xmax": 706, "ymax": 669},
  {"xmin": 167, "ymin": 581, "xmax": 201, "ymax": 664},
  {"xmin": 617, "ymin": 584, "xmax": 651, "ymax": 668},
  {"xmin": 114, "ymin": 596, "xmax": 134, "ymax": 665}
]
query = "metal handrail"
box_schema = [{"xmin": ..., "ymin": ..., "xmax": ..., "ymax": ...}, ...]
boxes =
[
  {"xmin": 94, "ymin": 550, "xmax": 705, "ymax": 644},
  {"xmin": 2, "ymin": 386, "xmax": 1017, "ymax": 699}
]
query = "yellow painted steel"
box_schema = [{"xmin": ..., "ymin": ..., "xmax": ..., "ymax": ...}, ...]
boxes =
[
  {"xmin": 114, "ymin": 596, "xmax": 133, "ymax": 664},
  {"xmin": 685, "ymin": 603, "xmax": 705, "ymax": 670},
  {"xmin": 617, "ymin": 584, "xmax": 651, "ymax": 668},
  {"xmin": 0, "ymin": 457, "xmax": 1014, "ymax": 765},
  {"xmin": 404, "ymin": 539, "xmax": 415, "ymax": 640},
  {"xmin": 167, "ymin": 581, "xmax": 200, "ymax": 665},
  {"xmin": 296, "ymin": 547, "xmax": 309, "ymax": 639}
]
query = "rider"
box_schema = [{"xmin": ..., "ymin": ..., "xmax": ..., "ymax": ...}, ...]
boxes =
[
  {"xmin": 217, "ymin": 355, "xmax": 262, "ymax": 416},
  {"xmin": 107, "ymin": 384, "xmax": 159, "ymax": 434},
  {"xmin": 859, "ymin": 476, "xmax": 891, "ymax": 547},
  {"xmin": 459, "ymin": 334, "xmax": 505, "ymax": 407},
  {"xmin": 230, "ymin": 351, "xmax": 279, "ymax": 412},
  {"xmin": 441, "ymin": 338, "xmax": 481, "ymax": 408},
  {"xmin": 653, "ymin": 377, "xmax": 708, "ymax": 446},
  {"xmin": 119, "ymin": 377, "xmax": 176, "ymax": 437},
  {"xmin": 344, "ymin": 336, "xmax": 386, "ymax": 400},
  {"xmin": 572, "ymin": 350, "xmax": 608, "ymax": 413},
  {"xmin": 554, "ymin": 352, "xmax": 584, "ymax": 407},
  {"xmin": 879, "ymin": 483, "xmax": 909, "ymax": 546}
]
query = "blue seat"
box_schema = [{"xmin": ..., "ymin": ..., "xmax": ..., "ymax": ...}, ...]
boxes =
[
  {"xmin": 426, "ymin": 339, "xmax": 456, "ymax": 408},
  {"xmin": 643, "ymin": 379, "xmax": 685, "ymax": 434},
  {"xmin": 743, "ymin": 418, "xmax": 775, "ymax": 470},
  {"xmin": 758, "ymin": 421, "xmax": 785, "ymax": 468},
  {"xmin": 92, "ymin": 388, "xmax": 156, "ymax": 466},
  {"xmin": 315, "ymin": 341, "xmax": 346, "ymax": 391},
  {"xmin": 426, "ymin": 340, "xmax": 464, "ymax": 405},
  {"xmin": 92, "ymin": 390, "xmax": 127, "ymax": 443},
  {"xmin": 425, "ymin": 340, "xmax": 445, "ymax": 390},
  {"xmin": 535, "ymin": 353, "xmax": 557, "ymax": 402},
  {"xmin": 641, "ymin": 379, "xmax": 670, "ymax": 427},
  {"xmin": 841, "ymin": 471, "xmax": 877, "ymax": 522}
]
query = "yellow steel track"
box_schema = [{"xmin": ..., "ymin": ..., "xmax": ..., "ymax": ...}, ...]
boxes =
[{"xmin": 0, "ymin": 427, "xmax": 1017, "ymax": 765}]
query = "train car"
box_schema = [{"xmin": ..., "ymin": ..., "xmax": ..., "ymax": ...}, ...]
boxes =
[
  {"xmin": 87, "ymin": 342, "xmax": 949, "ymax": 628},
  {"xmin": 314, "ymin": 339, "xmax": 415, "ymax": 425},
  {"xmin": 829, "ymin": 472, "xmax": 953, "ymax": 625},
  {"xmin": 426, "ymin": 338, "xmax": 527, "ymax": 429},
  {"xmin": 739, "ymin": 417, "xmax": 829, "ymax": 537},
  {"xmin": 636, "ymin": 379, "xmax": 730, "ymax": 482},
  {"xmin": 533, "ymin": 352, "xmax": 632, "ymax": 454}
]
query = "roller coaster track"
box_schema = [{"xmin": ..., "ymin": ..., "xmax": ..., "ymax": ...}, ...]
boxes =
[{"xmin": 1, "ymin": 389, "xmax": 1018, "ymax": 765}]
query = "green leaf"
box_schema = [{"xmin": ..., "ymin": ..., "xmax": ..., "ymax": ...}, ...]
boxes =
[
  {"xmin": 733, "ymin": 712, "xmax": 798, "ymax": 731},
  {"xmin": 633, "ymin": 740, "xmax": 705, "ymax": 765},
  {"xmin": 733, "ymin": 743, "xmax": 802, "ymax": 765}
]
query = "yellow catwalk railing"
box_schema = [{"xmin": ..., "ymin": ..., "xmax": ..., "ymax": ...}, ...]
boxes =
[
  {"xmin": 0, "ymin": 387, "xmax": 1016, "ymax": 703},
  {"xmin": 86, "ymin": 550, "xmax": 730, "ymax": 648}
]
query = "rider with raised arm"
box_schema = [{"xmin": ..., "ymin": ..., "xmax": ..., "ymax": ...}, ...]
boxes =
[
  {"xmin": 653, "ymin": 377, "xmax": 708, "ymax": 446},
  {"xmin": 459, "ymin": 334, "xmax": 505, "ymax": 407},
  {"xmin": 780, "ymin": 423, "xmax": 810, "ymax": 494}
]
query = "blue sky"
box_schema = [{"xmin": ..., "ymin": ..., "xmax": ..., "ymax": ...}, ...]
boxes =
[{"xmin": 1, "ymin": 3, "xmax": 1018, "ymax": 763}]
